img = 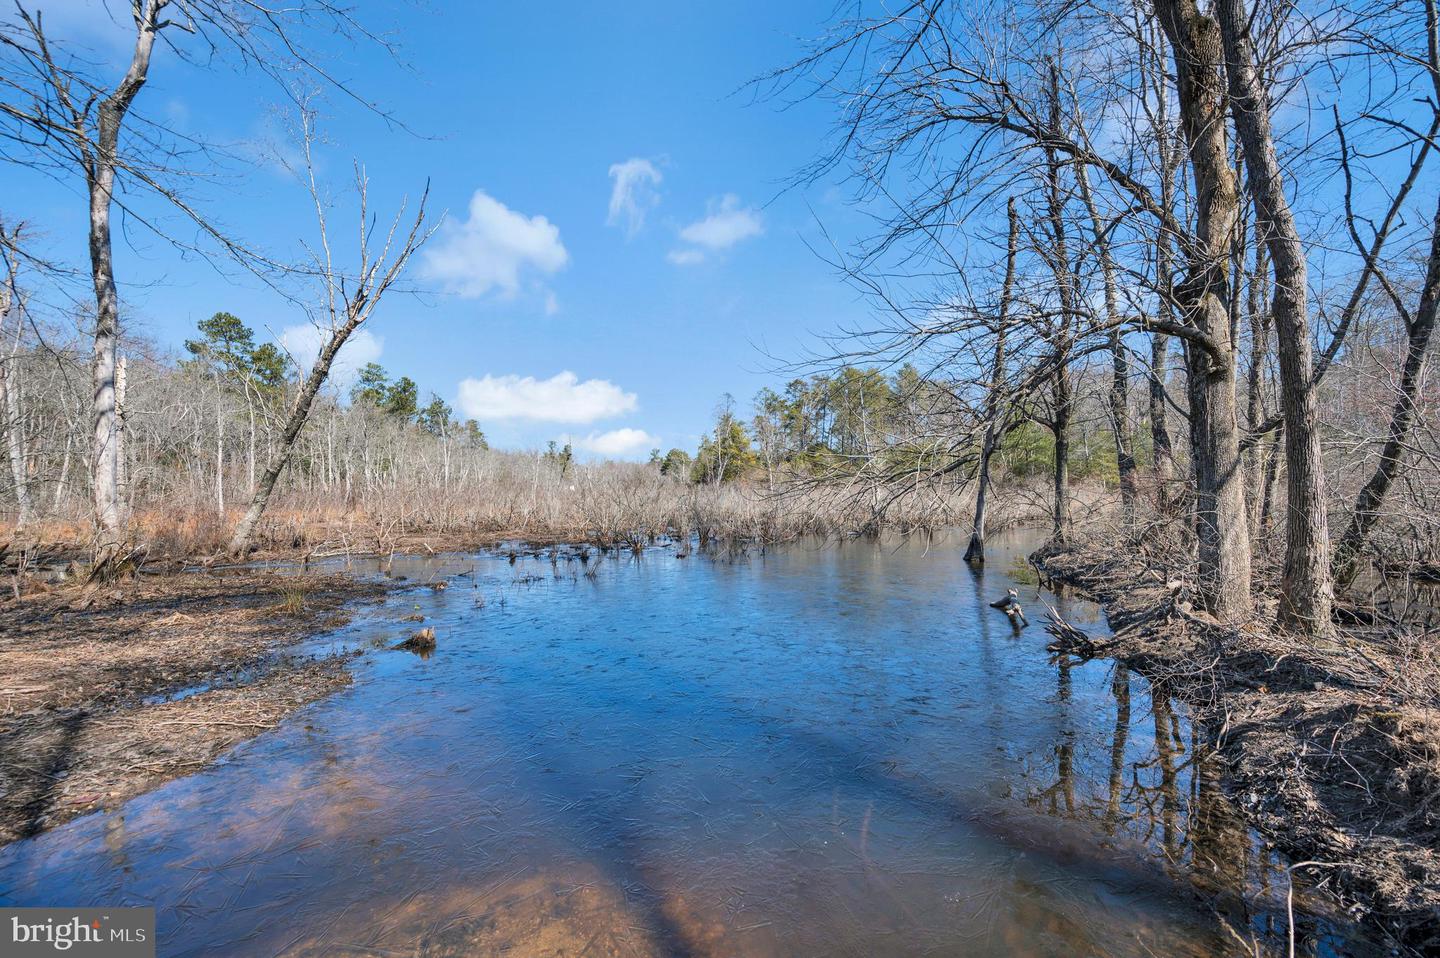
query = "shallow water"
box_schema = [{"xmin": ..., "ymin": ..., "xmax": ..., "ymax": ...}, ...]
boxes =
[{"xmin": 1, "ymin": 530, "xmax": 1364, "ymax": 956}]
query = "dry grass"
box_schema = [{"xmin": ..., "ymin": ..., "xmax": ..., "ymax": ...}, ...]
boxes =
[
  {"xmin": 1, "ymin": 468, "xmax": 1067, "ymax": 565},
  {"xmin": 0, "ymin": 568, "xmax": 390, "ymax": 845}
]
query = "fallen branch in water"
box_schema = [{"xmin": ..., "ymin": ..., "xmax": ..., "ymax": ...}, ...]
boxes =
[{"xmin": 1043, "ymin": 601, "xmax": 1110, "ymax": 659}]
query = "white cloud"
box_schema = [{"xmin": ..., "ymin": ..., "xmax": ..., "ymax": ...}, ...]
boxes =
[
  {"xmin": 421, "ymin": 190, "xmax": 568, "ymax": 299},
  {"xmin": 456, "ymin": 371, "xmax": 637, "ymax": 423},
  {"xmin": 573, "ymin": 428, "xmax": 657, "ymax": 458},
  {"xmin": 666, "ymin": 248, "xmax": 705, "ymax": 266},
  {"xmin": 277, "ymin": 325, "xmax": 383, "ymax": 388},
  {"xmin": 677, "ymin": 194, "xmax": 763, "ymax": 250},
  {"xmin": 544, "ymin": 291, "xmax": 560, "ymax": 316},
  {"xmin": 606, "ymin": 158, "xmax": 663, "ymax": 236}
]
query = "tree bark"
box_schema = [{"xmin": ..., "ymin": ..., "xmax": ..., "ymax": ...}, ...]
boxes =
[
  {"xmin": 0, "ymin": 267, "xmax": 32, "ymax": 531},
  {"xmin": 1215, "ymin": 0, "xmax": 1334, "ymax": 634},
  {"xmin": 1333, "ymin": 193, "xmax": 1440, "ymax": 587},
  {"xmin": 1154, "ymin": 0, "xmax": 1253, "ymax": 620},
  {"xmin": 966, "ymin": 198, "xmax": 1020, "ymax": 564},
  {"xmin": 1043, "ymin": 62, "xmax": 1075, "ymax": 545},
  {"xmin": 1078, "ymin": 163, "xmax": 1137, "ymax": 520},
  {"xmin": 1245, "ymin": 233, "xmax": 1270, "ymax": 529},
  {"xmin": 86, "ymin": 2, "xmax": 165, "ymax": 558},
  {"xmin": 0, "ymin": 354, "xmax": 31, "ymax": 532}
]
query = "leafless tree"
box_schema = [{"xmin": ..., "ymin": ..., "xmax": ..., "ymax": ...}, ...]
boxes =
[
  {"xmin": 0, "ymin": 0, "xmax": 403, "ymax": 565},
  {"xmin": 228, "ymin": 112, "xmax": 432, "ymax": 555}
]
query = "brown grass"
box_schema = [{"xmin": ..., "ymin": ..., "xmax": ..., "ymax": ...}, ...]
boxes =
[{"xmin": 0, "ymin": 568, "xmax": 391, "ymax": 846}]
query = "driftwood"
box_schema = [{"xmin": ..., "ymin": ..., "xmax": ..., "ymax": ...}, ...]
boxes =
[
  {"xmin": 1043, "ymin": 602, "xmax": 1109, "ymax": 659},
  {"xmin": 989, "ymin": 588, "xmax": 1029, "ymax": 626}
]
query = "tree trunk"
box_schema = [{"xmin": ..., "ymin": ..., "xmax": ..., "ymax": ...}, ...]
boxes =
[
  {"xmin": 1259, "ymin": 425, "xmax": 1282, "ymax": 536},
  {"xmin": 115, "ymin": 355, "xmax": 127, "ymax": 513},
  {"xmin": 1215, "ymin": 0, "xmax": 1334, "ymax": 634},
  {"xmin": 85, "ymin": 2, "xmax": 163, "ymax": 559},
  {"xmin": 966, "ymin": 198, "xmax": 1020, "ymax": 564},
  {"xmin": 1149, "ymin": 330, "xmax": 1174, "ymax": 494},
  {"xmin": 1051, "ymin": 380, "xmax": 1072, "ymax": 543},
  {"xmin": 229, "ymin": 314, "xmax": 359, "ymax": 554},
  {"xmin": 1333, "ymin": 194, "xmax": 1440, "ymax": 587},
  {"xmin": 1148, "ymin": 27, "xmax": 1179, "ymax": 504},
  {"xmin": 1078, "ymin": 163, "xmax": 1137, "ymax": 521},
  {"xmin": 1245, "ymin": 234, "xmax": 1270, "ymax": 529},
  {"xmin": 215, "ymin": 372, "xmax": 225, "ymax": 517},
  {"xmin": 0, "ymin": 353, "xmax": 32, "ymax": 531},
  {"xmin": 1043, "ymin": 62, "xmax": 1075, "ymax": 545},
  {"xmin": 1154, "ymin": 0, "xmax": 1253, "ymax": 620}
]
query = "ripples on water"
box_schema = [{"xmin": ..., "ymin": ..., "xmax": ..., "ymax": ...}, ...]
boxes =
[{"xmin": 0, "ymin": 530, "xmax": 1370, "ymax": 956}]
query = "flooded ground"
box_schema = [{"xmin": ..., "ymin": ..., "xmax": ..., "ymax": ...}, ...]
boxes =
[{"xmin": 0, "ymin": 530, "xmax": 1368, "ymax": 956}]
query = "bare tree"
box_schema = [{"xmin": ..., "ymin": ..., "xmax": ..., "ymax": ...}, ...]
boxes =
[
  {"xmin": 1152, "ymin": 0, "xmax": 1253, "ymax": 619},
  {"xmin": 0, "ymin": 0, "xmax": 403, "ymax": 565},
  {"xmin": 1331, "ymin": 0, "xmax": 1440, "ymax": 587},
  {"xmin": 227, "ymin": 115, "xmax": 432, "ymax": 555},
  {"xmin": 0, "ymin": 222, "xmax": 32, "ymax": 532},
  {"xmin": 1076, "ymin": 153, "xmax": 1137, "ymax": 521},
  {"xmin": 964, "ymin": 198, "xmax": 1020, "ymax": 564},
  {"xmin": 1214, "ymin": 0, "xmax": 1335, "ymax": 633}
]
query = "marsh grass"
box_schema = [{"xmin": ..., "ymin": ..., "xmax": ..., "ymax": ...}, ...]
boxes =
[{"xmin": 275, "ymin": 578, "xmax": 312, "ymax": 616}]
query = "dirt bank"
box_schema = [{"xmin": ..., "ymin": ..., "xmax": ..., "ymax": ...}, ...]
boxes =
[
  {"xmin": 0, "ymin": 568, "xmax": 392, "ymax": 847},
  {"xmin": 1034, "ymin": 541, "xmax": 1440, "ymax": 956}
]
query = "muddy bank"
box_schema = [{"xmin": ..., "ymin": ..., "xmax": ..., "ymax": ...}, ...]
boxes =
[
  {"xmin": 0, "ymin": 568, "xmax": 391, "ymax": 847},
  {"xmin": 1034, "ymin": 541, "xmax": 1440, "ymax": 955}
]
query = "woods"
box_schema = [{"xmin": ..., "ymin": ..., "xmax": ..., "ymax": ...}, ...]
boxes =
[
  {"xmin": 0, "ymin": 0, "xmax": 1436, "ymax": 631},
  {"xmin": 1, "ymin": 2, "xmax": 1439, "ymax": 953},
  {"xmin": 756, "ymin": 0, "xmax": 1440, "ymax": 639}
]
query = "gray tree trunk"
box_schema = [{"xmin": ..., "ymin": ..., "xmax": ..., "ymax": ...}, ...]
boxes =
[
  {"xmin": 1043, "ymin": 63, "xmax": 1075, "ymax": 545},
  {"xmin": 1154, "ymin": 0, "xmax": 1253, "ymax": 620},
  {"xmin": 966, "ymin": 198, "xmax": 1020, "ymax": 564},
  {"xmin": 86, "ymin": 2, "xmax": 164, "ymax": 559},
  {"xmin": 1333, "ymin": 193, "xmax": 1440, "ymax": 587},
  {"xmin": 1216, "ymin": 0, "xmax": 1334, "ymax": 634},
  {"xmin": 1079, "ymin": 163, "xmax": 1137, "ymax": 520},
  {"xmin": 0, "ymin": 355, "xmax": 31, "ymax": 532},
  {"xmin": 1245, "ymin": 236, "xmax": 1270, "ymax": 529}
]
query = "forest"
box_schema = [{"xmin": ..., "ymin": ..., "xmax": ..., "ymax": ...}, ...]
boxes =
[{"xmin": 1, "ymin": 0, "xmax": 1439, "ymax": 955}]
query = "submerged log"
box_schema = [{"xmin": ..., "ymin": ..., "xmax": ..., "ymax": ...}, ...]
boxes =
[
  {"xmin": 990, "ymin": 588, "xmax": 1029, "ymax": 626},
  {"xmin": 395, "ymin": 627, "xmax": 437, "ymax": 655}
]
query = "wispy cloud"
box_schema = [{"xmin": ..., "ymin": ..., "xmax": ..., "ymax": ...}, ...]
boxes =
[
  {"xmin": 277, "ymin": 325, "xmax": 383, "ymax": 388},
  {"xmin": 421, "ymin": 190, "xmax": 568, "ymax": 300},
  {"xmin": 606, "ymin": 158, "xmax": 663, "ymax": 236},
  {"xmin": 669, "ymin": 193, "xmax": 763, "ymax": 264},
  {"xmin": 665, "ymin": 249, "xmax": 705, "ymax": 266},
  {"xmin": 572, "ymin": 427, "xmax": 657, "ymax": 458},
  {"xmin": 455, "ymin": 371, "xmax": 637, "ymax": 423}
]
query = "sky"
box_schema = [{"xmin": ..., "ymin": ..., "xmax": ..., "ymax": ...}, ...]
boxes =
[{"xmin": 2, "ymin": 0, "xmax": 875, "ymax": 459}]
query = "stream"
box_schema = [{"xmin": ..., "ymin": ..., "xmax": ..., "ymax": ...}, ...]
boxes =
[{"xmin": 0, "ymin": 529, "xmax": 1372, "ymax": 956}]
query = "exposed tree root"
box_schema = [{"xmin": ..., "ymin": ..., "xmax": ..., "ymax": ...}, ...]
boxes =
[{"xmin": 1035, "ymin": 540, "xmax": 1440, "ymax": 956}]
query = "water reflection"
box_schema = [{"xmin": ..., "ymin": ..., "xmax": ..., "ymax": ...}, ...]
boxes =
[{"xmin": 0, "ymin": 530, "xmax": 1371, "ymax": 956}]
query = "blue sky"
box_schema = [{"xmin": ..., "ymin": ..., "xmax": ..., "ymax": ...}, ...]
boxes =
[{"xmin": 4, "ymin": 1, "xmax": 873, "ymax": 458}]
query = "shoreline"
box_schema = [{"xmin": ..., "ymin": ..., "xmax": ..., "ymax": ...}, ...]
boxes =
[
  {"xmin": 0, "ymin": 567, "xmax": 396, "ymax": 848},
  {"xmin": 1033, "ymin": 540, "xmax": 1440, "ymax": 956}
]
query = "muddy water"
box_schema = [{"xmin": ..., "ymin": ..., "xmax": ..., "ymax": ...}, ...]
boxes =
[{"xmin": 0, "ymin": 531, "xmax": 1362, "ymax": 956}]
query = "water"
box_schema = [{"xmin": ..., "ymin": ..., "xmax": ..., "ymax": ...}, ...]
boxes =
[{"xmin": 0, "ymin": 530, "xmax": 1362, "ymax": 956}]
